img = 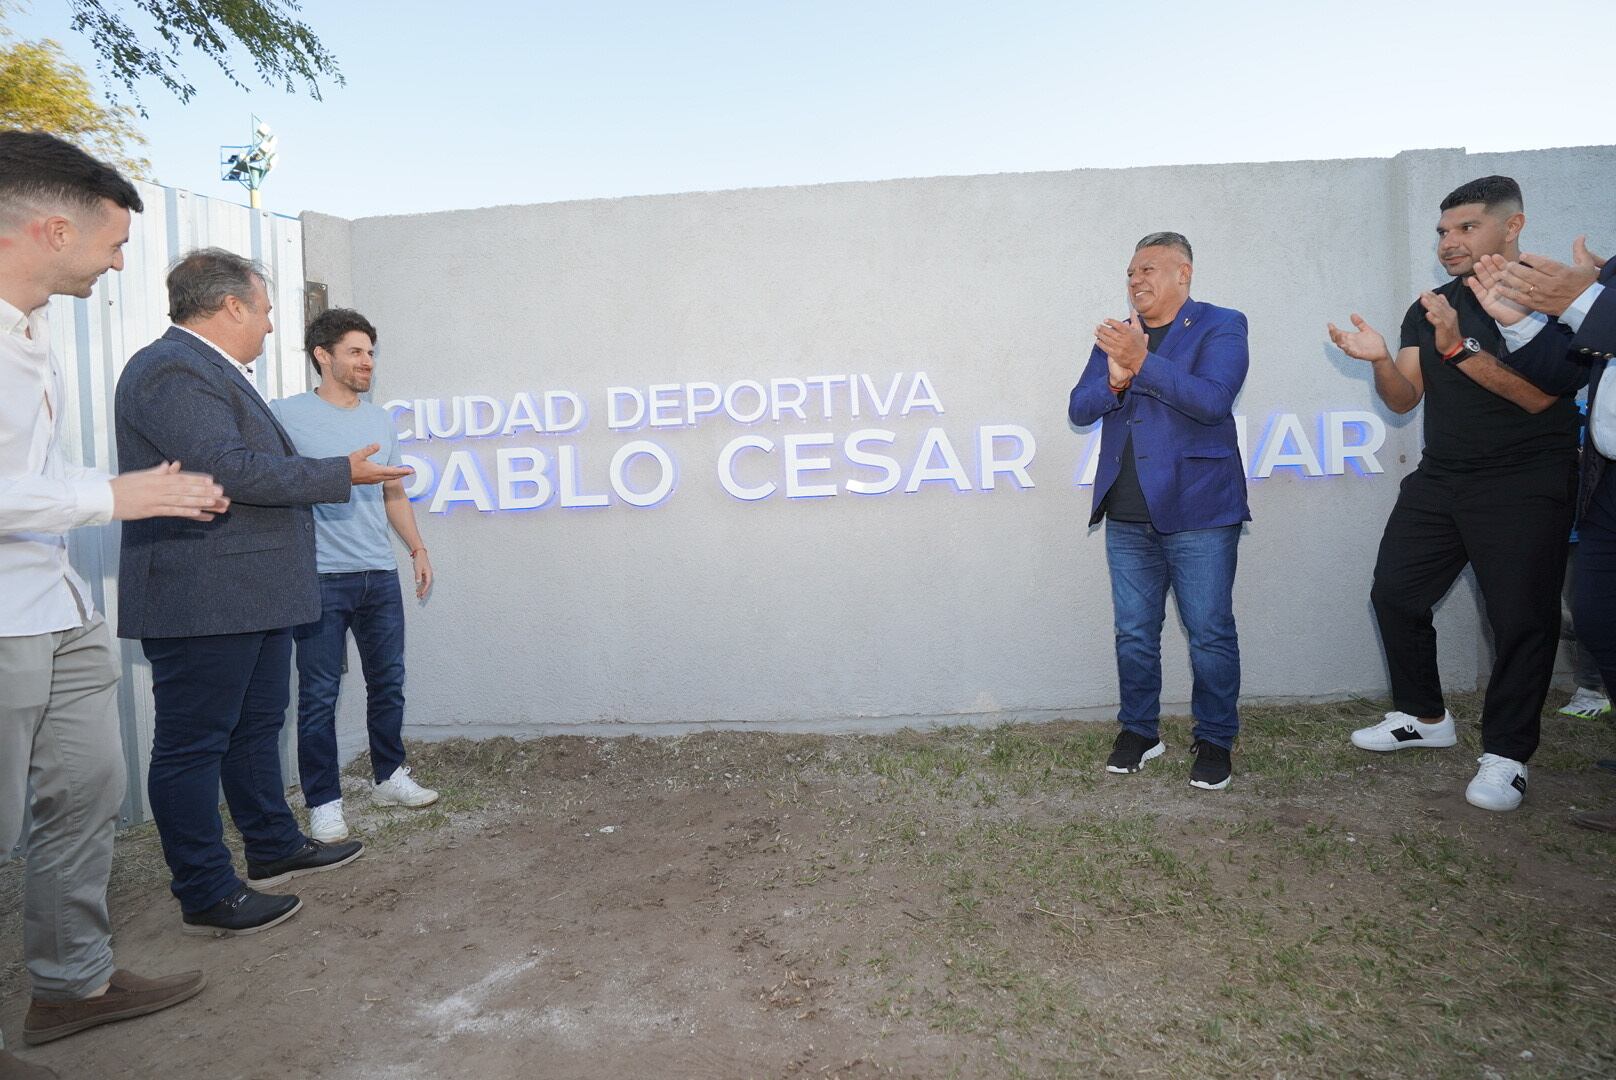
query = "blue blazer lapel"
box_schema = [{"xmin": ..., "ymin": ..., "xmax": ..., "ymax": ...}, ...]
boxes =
[
  {"xmin": 1151, "ymin": 297, "xmax": 1206, "ymax": 360},
  {"xmin": 161, "ymin": 326, "xmax": 296, "ymax": 453}
]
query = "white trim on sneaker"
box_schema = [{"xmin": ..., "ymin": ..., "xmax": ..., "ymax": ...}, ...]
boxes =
[
  {"xmin": 1465, "ymin": 753, "xmax": 1527, "ymax": 812},
  {"xmin": 1349, "ymin": 710, "xmax": 1457, "ymax": 752}
]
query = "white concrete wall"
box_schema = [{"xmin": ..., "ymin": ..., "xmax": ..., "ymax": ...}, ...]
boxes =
[{"xmin": 299, "ymin": 146, "xmax": 1616, "ymax": 748}]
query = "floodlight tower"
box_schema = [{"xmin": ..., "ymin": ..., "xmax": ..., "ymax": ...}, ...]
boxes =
[{"xmin": 220, "ymin": 117, "xmax": 279, "ymax": 208}]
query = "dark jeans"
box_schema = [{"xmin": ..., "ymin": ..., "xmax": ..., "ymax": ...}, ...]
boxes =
[
  {"xmin": 1370, "ymin": 459, "xmax": 1576, "ymax": 763},
  {"xmin": 1104, "ymin": 520, "xmax": 1242, "ymax": 749},
  {"xmin": 1562, "ymin": 544, "xmax": 1607, "ymax": 691},
  {"xmin": 1572, "ymin": 462, "xmax": 1616, "ymax": 703},
  {"xmin": 294, "ymin": 570, "xmax": 408, "ymax": 808},
  {"xmin": 143, "ymin": 629, "xmax": 306, "ymax": 913}
]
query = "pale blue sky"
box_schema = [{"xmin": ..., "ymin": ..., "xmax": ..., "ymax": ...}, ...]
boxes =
[{"xmin": 8, "ymin": 1, "xmax": 1615, "ymax": 219}]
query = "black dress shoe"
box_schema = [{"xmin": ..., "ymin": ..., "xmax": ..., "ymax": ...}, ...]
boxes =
[
  {"xmin": 181, "ymin": 886, "xmax": 301, "ymax": 937},
  {"xmin": 246, "ymin": 838, "xmax": 364, "ymax": 888},
  {"xmin": 1598, "ymin": 759, "xmax": 1616, "ymax": 775}
]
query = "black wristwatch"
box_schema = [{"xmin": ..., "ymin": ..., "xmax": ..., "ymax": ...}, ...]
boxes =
[{"xmin": 1443, "ymin": 336, "xmax": 1482, "ymax": 364}]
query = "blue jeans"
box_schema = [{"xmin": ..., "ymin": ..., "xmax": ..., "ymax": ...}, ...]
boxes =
[
  {"xmin": 294, "ymin": 570, "xmax": 408, "ymax": 808},
  {"xmin": 143, "ymin": 629, "xmax": 307, "ymax": 913},
  {"xmin": 1104, "ymin": 520, "xmax": 1242, "ymax": 749}
]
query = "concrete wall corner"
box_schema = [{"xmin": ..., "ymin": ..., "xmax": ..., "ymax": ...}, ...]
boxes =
[{"xmin": 301, "ymin": 211, "xmax": 356, "ymax": 309}]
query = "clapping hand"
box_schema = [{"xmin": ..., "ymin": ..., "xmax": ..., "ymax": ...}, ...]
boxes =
[
  {"xmin": 1418, "ymin": 291, "xmax": 1461, "ymax": 355},
  {"xmin": 1096, "ymin": 312, "xmax": 1148, "ymax": 387},
  {"xmin": 1468, "ymin": 255, "xmax": 1532, "ymax": 326},
  {"xmin": 1493, "ymin": 236, "xmax": 1606, "ymax": 317},
  {"xmin": 1326, "ymin": 314, "xmax": 1392, "ymax": 363}
]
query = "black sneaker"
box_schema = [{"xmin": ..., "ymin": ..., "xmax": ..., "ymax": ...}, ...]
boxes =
[
  {"xmin": 1106, "ymin": 729, "xmax": 1165, "ymax": 774},
  {"xmin": 1189, "ymin": 740, "xmax": 1232, "ymax": 790},
  {"xmin": 181, "ymin": 886, "xmax": 301, "ymax": 937},
  {"xmin": 246, "ymin": 838, "xmax": 364, "ymax": 888}
]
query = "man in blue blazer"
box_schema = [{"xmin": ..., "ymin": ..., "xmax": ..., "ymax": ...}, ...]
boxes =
[
  {"xmin": 1480, "ymin": 237, "xmax": 1616, "ymax": 830},
  {"xmin": 116, "ymin": 248, "xmax": 411, "ymax": 935},
  {"xmin": 1069, "ymin": 232, "xmax": 1250, "ymax": 791}
]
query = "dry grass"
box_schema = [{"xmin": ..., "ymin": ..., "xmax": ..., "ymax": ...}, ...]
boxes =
[{"xmin": 3, "ymin": 690, "xmax": 1615, "ymax": 1078}]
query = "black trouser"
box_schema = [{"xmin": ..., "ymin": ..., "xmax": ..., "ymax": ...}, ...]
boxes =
[
  {"xmin": 1369, "ymin": 457, "xmax": 1576, "ymax": 763},
  {"xmin": 1572, "ymin": 460, "xmax": 1616, "ymax": 705}
]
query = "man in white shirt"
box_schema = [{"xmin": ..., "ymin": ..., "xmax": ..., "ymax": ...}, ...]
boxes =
[{"xmin": 0, "ymin": 132, "xmax": 224, "ymax": 1075}]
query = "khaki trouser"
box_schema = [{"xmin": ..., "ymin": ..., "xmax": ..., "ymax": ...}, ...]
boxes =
[{"xmin": 0, "ymin": 615, "xmax": 125, "ymax": 1044}]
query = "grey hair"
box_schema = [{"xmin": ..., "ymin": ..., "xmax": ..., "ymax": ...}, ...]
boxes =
[
  {"xmin": 166, "ymin": 247, "xmax": 270, "ymax": 323},
  {"xmin": 1134, "ymin": 231, "xmax": 1193, "ymax": 263}
]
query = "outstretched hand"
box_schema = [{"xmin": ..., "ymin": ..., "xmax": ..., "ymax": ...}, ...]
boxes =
[
  {"xmin": 110, "ymin": 461, "xmax": 230, "ymax": 521},
  {"xmin": 348, "ymin": 444, "xmax": 414, "ymax": 486},
  {"xmin": 1326, "ymin": 314, "xmax": 1391, "ymax": 363}
]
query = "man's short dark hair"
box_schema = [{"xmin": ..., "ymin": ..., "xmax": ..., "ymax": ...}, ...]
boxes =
[
  {"xmin": 166, "ymin": 248, "xmax": 267, "ymax": 324},
  {"xmin": 1440, "ymin": 175, "xmax": 1523, "ymax": 216},
  {"xmin": 0, "ymin": 130, "xmax": 143, "ymax": 228},
  {"xmin": 1135, "ymin": 231, "xmax": 1193, "ymax": 263},
  {"xmin": 305, "ymin": 308, "xmax": 377, "ymax": 376}
]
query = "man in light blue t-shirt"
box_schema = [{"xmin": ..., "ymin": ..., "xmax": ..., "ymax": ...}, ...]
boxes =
[{"xmin": 270, "ymin": 308, "xmax": 439, "ymax": 843}]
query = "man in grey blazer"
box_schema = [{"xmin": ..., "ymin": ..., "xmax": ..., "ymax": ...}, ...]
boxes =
[{"xmin": 115, "ymin": 248, "xmax": 411, "ymax": 936}]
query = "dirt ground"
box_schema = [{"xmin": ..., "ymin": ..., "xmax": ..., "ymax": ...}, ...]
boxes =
[{"xmin": 4, "ymin": 692, "xmax": 1615, "ymax": 1080}]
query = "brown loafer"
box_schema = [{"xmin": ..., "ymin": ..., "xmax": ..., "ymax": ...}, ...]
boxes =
[
  {"xmin": 22, "ymin": 968, "xmax": 206, "ymax": 1045},
  {"xmin": 0, "ymin": 1050, "xmax": 58, "ymax": 1080},
  {"xmin": 1571, "ymin": 806, "xmax": 1616, "ymax": 834}
]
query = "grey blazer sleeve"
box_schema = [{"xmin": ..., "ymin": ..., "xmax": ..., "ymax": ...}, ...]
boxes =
[{"xmin": 118, "ymin": 353, "xmax": 352, "ymax": 507}]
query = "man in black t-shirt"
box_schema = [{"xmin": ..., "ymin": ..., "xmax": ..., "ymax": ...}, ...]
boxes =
[{"xmin": 1327, "ymin": 175, "xmax": 1584, "ymax": 812}]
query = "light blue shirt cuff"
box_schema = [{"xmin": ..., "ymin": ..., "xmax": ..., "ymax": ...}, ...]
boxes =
[
  {"xmin": 1498, "ymin": 311, "xmax": 1548, "ymax": 351},
  {"xmin": 1561, "ymin": 280, "xmax": 1605, "ymax": 333}
]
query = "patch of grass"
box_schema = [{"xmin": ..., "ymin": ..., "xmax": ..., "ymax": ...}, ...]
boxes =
[{"xmin": 820, "ymin": 699, "xmax": 1616, "ymax": 1078}]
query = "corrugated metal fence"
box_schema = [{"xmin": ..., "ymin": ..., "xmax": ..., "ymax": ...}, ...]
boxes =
[{"xmin": 46, "ymin": 181, "xmax": 310, "ymax": 830}]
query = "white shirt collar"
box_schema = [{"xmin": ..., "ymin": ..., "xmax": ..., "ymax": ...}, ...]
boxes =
[
  {"xmin": 173, "ymin": 324, "xmax": 253, "ymax": 372},
  {"xmin": 0, "ymin": 294, "xmax": 47, "ymax": 342}
]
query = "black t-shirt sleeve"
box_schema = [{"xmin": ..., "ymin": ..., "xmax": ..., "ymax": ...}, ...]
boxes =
[{"xmin": 1399, "ymin": 300, "xmax": 1425, "ymax": 352}]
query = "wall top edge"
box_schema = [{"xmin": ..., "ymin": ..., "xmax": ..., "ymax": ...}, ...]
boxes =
[
  {"xmin": 134, "ymin": 178, "xmax": 301, "ymax": 222},
  {"xmin": 326, "ymin": 143, "xmax": 1615, "ymax": 228}
]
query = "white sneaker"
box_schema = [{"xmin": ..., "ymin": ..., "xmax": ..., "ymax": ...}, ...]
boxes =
[
  {"xmin": 372, "ymin": 765, "xmax": 439, "ymax": 808},
  {"xmin": 1465, "ymin": 754, "xmax": 1527, "ymax": 811},
  {"xmin": 1349, "ymin": 710, "xmax": 1458, "ymax": 751},
  {"xmin": 308, "ymin": 799, "xmax": 349, "ymax": 842},
  {"xmin": 1559, "ymin": 686, "xmax": 1612, "ymax": 719}
]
